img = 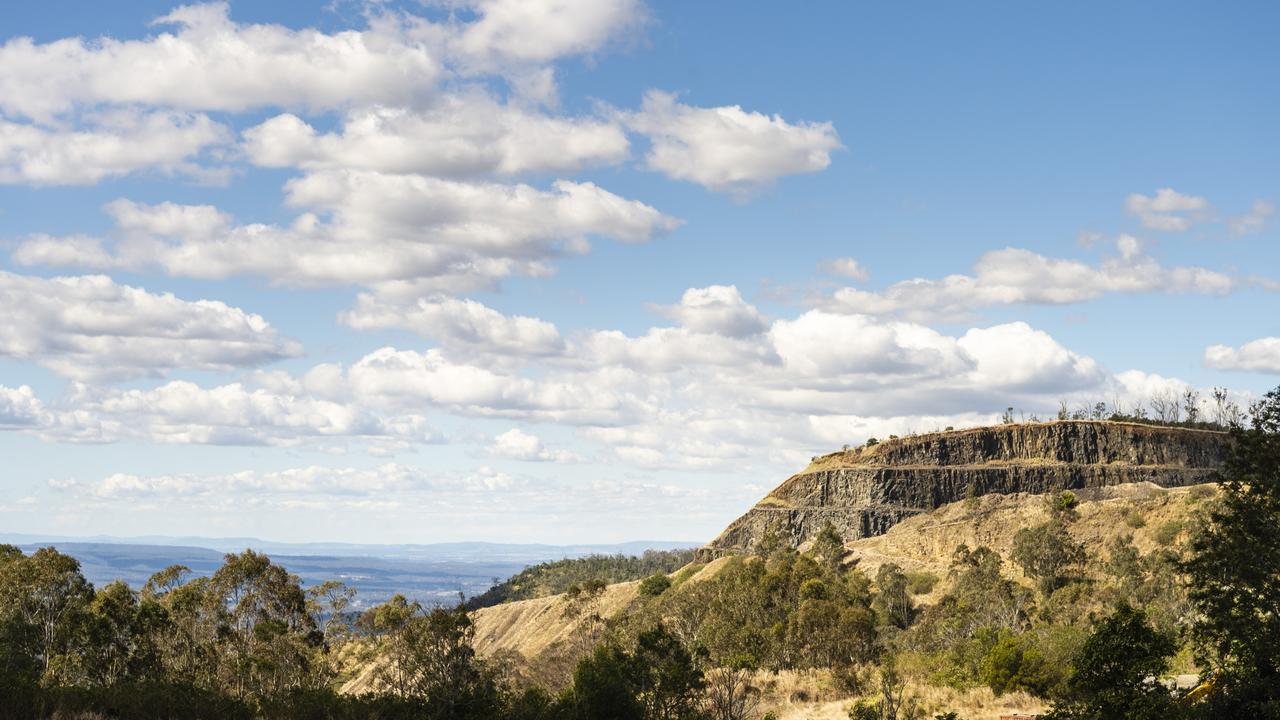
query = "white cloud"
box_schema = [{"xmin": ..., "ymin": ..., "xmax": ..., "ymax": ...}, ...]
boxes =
[
  {"xmin": 1125, "ymin": 188, "xmax": 1211, "ymax": 232},
  {"xmin": 625, "ymin": 90, "xmax": 842, "ymax": 194},
  {"xmin": 581, "ymin": 326, "xmax": 779, "ymax": 372},
  {"xmin": 340, "ymin": 294, "xmax": 565, "ymax": 356},
  {"xmin": 1204, "ymin": 337, "xmax": 1280, "ymax": 374},
  {"xmin": 654, "ymin": 285, "xmax": 767, "ymax": 337},
  {"xmin": 0, "ymin": 111, "xmax": 230, "ymax": 185},
  {"xmin": 0, "ymin": 385, "xmax": 46, "ymax": 429},
  {"xmin": 825, "ymin": 240, "xmax": 1234, "ymax": 319},
  {"xmin": 488, "ymin": 428, "xmax": 580, "ymax": 462},
  {"xmin": 0, "ymin": 271, "xmax": 300, "ymax": 381},
  {"xmin": 770, "ymin": 311, "xmax": 969, "ymax": 377},
  {"xmin": 1229, "ymin": 199, "xmax": 1275, "ymax": 236},
  {"xmin": 0, "ymin": 3, "xmax": 441, "ymax": 120},
  {"xmin": 16, "ymin": 173, "xmax": 681, "ymax": 291},
  {"xmin": 46, "ymin": 379, "xmax": 439, "ymax": 447},
  {"xmin": 242, "ymin": 95, "xmax": 629, "ymax": 178},
  {"xmin": 76, "ymin": 464, "xmax": 428, "ymax": 499},
  {"xmin": 346, "ymin": 347, "xmax": 654, "ymax": 424},
  {"xmin": 443, "ymin": 0, "xmax": 647, "ymax": 73},
  {"xmin": 958, "ymin": 323, "xmax": 1105, "ymax": 392},
  {"xmin": 817, "ymin": 257, "xmax": 868, "ymax": 282}
]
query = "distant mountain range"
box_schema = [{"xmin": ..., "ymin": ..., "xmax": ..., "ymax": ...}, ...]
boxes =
[{"xmin": 1, "ymin": 533, "xmax": 697, "ymax": 609}]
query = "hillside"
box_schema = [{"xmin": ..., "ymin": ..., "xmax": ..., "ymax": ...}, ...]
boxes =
[
  {"xmin": 704, "ymin": 420, "xmax": 1228, "ymax": 556},
  {"xmin": 338, "ymin": 480, "xmax": 1217, "ymax": 717},
  {"xmin": 340, "ymin": 421, "xmax": 1233, "ymax": 718}
]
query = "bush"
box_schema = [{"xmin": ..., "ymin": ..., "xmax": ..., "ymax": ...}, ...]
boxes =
[
  {"xmin": 1153, "ymin": 521, "xmax": 1183, "ymax": 546},
  {"xmin": 906, "ymin": 572, "xmax": 939, "ymax": 595},
  {"xmin": 638, "ymin": 573, "xmax": 671, "ymax": 597},
  {"xmin": 1123, "ymin": 509, "xmax": 1147, "ymax": 528},
  {"xmin": 979, "ymin": 633, "xmax": 1058, "ymax": 697}
]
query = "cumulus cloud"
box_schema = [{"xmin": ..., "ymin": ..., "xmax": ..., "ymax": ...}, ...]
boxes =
[
  {"xmin": 45, "ymin": 379, "xmax": 439, "ymax": 447},
  {"xmin": 16, "ymin": 174, "xmax": 681, "ymax": 291},
  {"xmin": 1125, "ymin": 188, "xmax": 1212, "ymax": 232},
  {"xmin": 0, "ymin": 271, "xmax": 300, "ymax": 382},
  {"xmin": 442, "ymin": 0, "xmax": 647, "ymax": 74},
  {"xmin": 0, "ymin": 385, "xmax": 46, "ymax": 429},
  {"xmin": 770, "ymin": 311, "xmax": 969, "ymax": 378},
  {"xmin": 653, "ymin": 285, "xmax": 767, "ymax": 337},
  {"xmin": 625, "ymin": 90, "xmax": 842, "ymax": 194},
  {"xmin": 1204, "ymin": 337, "xmax": 1280, "ymax": 374},
  {"xmin": 0, "ymin": 111, "xmax": 230, "ymax": 185},
  {"xmin": 346, "ymin": 347, "xmax": 655, "ymax": 424},
  {"xmin": 957, "ymin": 323, "xmax": 1104, "ymax": 392},
  {"xmin": 825, "ymin": 240, "xmax": 1234, "ymax": 319},
  {"xmin": 488, "ymin": 428, "xmax": 580, "ymax": 462},
  {"xmin": 242, "ymin": 95, "xmax": 629, "ymax": 178},
  {"xmin": 0, "ymin": 3, "xmax": 441, "ymax": 120},
  {"xmin": 340, "ymin": 294, "xmax": 565, "ymax": 356}
]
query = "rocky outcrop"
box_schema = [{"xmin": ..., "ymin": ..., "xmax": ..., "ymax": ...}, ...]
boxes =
[{"xmin": 703, "ymin": 421, "xmax": 1229, "ymax": 556}]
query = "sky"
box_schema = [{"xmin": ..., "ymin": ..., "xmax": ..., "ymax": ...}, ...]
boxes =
[{"xmin": 0, "ymin": 0, "xmax": 1277, "ymax": 545}]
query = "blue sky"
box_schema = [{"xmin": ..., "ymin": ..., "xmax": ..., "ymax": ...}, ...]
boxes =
[{"xmin": 0, "ymin": 0, "xmax": 1276, "ymax": 544}]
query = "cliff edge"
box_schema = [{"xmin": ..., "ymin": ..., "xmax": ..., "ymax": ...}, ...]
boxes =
[{"xmin": 702, "ymin": 420, "xmax": 1229, "ymax": 556}]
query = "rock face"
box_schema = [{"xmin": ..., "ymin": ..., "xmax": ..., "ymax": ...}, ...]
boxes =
[{"xmin": 703, "ymin": 421, "xmax": 1230, "ymax": 556}]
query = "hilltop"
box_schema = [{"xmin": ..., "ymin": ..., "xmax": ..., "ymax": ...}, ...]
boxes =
[{"xmin": 704, "ymin": 420, "xmax": 1228, "ymax": 556}]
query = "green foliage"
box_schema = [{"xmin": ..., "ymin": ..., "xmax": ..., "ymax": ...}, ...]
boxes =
[
  {"xmin": 810, "ymin": 522, "xmax": 847, "ymax": 572},
  {"xmin": 563, "ymin": 625, "xmax": 705, "ymax": 720},
  {"xmin": 1152, "ymin": 520, "xmax": 1183, "ymax": 546},
  {"xmin": 1122, "ymin": 508, "xmax": 1147, "ymax": 528},
  {"xmin": 1051, "ymin": 491, "xmax": 1079, "ymax": 516},
  {"xmin": 905, "ymin": 572, "xmax": 938, "ymax": 596},
  {"xmin": 639, "ymin": 574, "xmax": 672, "ymax": 597},
  {"xmin": 466, "ymin": 549, "xmax": 696, "ymax": 610},
  {"xmin": 978, "ymin": 632, "xmax": 1057, "ymax": 697},
  {"xmin": 628, "ymin": 549, "xmax": 879, "ymax": 674},
  {"xmin": 1011, "ymin": 519, "xmax": 1085, "ymax": 595},
  {"xmin": 872, "ymin": 564, "xmax": 912, "ymax": 629},
  {"xmin": 1182, "ymin": 385, "xmax": 1280, "ymax": 714},
  {"xmin": 1045, "ymin": 605, "xmax": 1177, "ymax": 720}
]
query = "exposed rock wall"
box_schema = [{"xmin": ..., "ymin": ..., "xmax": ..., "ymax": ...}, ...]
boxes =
[{"xmin": 703, "ymin": 421, "xmax": 1229, "ymax": 556}]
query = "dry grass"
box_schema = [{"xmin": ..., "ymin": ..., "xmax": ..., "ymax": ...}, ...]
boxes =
[
  {"xmin": 838, "ymin": 481, "xmax": 1216, "ymax": 601},
  {"xmin": 750, "ymin": 668, "xmax": 1047, "ymax": 720}
]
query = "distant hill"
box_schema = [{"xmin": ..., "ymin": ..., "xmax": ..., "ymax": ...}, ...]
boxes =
[{"xmin": 0, "ymin": 535, "xmax": 696, "ymax": 609}]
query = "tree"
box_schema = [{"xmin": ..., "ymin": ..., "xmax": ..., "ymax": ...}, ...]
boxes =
[
  {"xmin": 979, "ymin": 632, "xmax": 1056, "ymax": 697},
  {"xmin": 873, "ymin": 564, "xmax": 912, "ymax": 629},
  {"xmin": 379, "ymin": 603, "xmax": 500, "ymax": 718},
  {"xmin": 809, "ymin": 523, "xmax": 846, "ymax": 573},
  {"xmin": 208, "ymin": 550, "xmax": 323, "ymax": 700},
  {"xmin": 704, "ymin": 655, "xmax": 759, "ymax": 720},
  {"xmin": 1183, "ymin": 385, "xmax": 1280, "ymax": 714},
  {"xmin": 1045, "ymin": 605, "xmax": 1176, "ymax": 720},
  {"xmin": 632, "ymin": 625, "xmax": 705, "ymax": 720},
  {"xmin": 20, "ymin": 547, "xmax": 94, "ymax": 681},
  {"xmin": 566, "ymin": 643, "xmax": 645, "ymax": 720},
  {"xmin": 1011, "ymin": 520, "xmax": 1084, "ymax": 595}
]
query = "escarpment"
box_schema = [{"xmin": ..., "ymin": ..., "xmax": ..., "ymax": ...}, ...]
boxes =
[{"xmin": 703, "ymin": 420, "xmax": 1230, "ymax": 556}]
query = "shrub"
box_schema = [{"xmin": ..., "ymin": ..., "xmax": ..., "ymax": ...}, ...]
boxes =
[
  {"xmin": 906, "ymin": 571, "xmax": 939, "ymax": 595},
  {"xmin": 638, "ymin": 573, "xmax": 671, "ymax": 597},
  {"xmin": 980, "ymin": 633, "xmax": 1058, "ymax": 697},
  {"xmin": 1123, "ymin": 509, "xmax": 1147, "ymax": 529},
  {"xmin": 1153, "ymin": 521, "xmax": 1183, "ymax": 546}
]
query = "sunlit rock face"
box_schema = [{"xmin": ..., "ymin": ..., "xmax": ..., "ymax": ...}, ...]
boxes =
[{"xmin": 702, "ymin": 421, "xmax": 1230, "ymax": 557}]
